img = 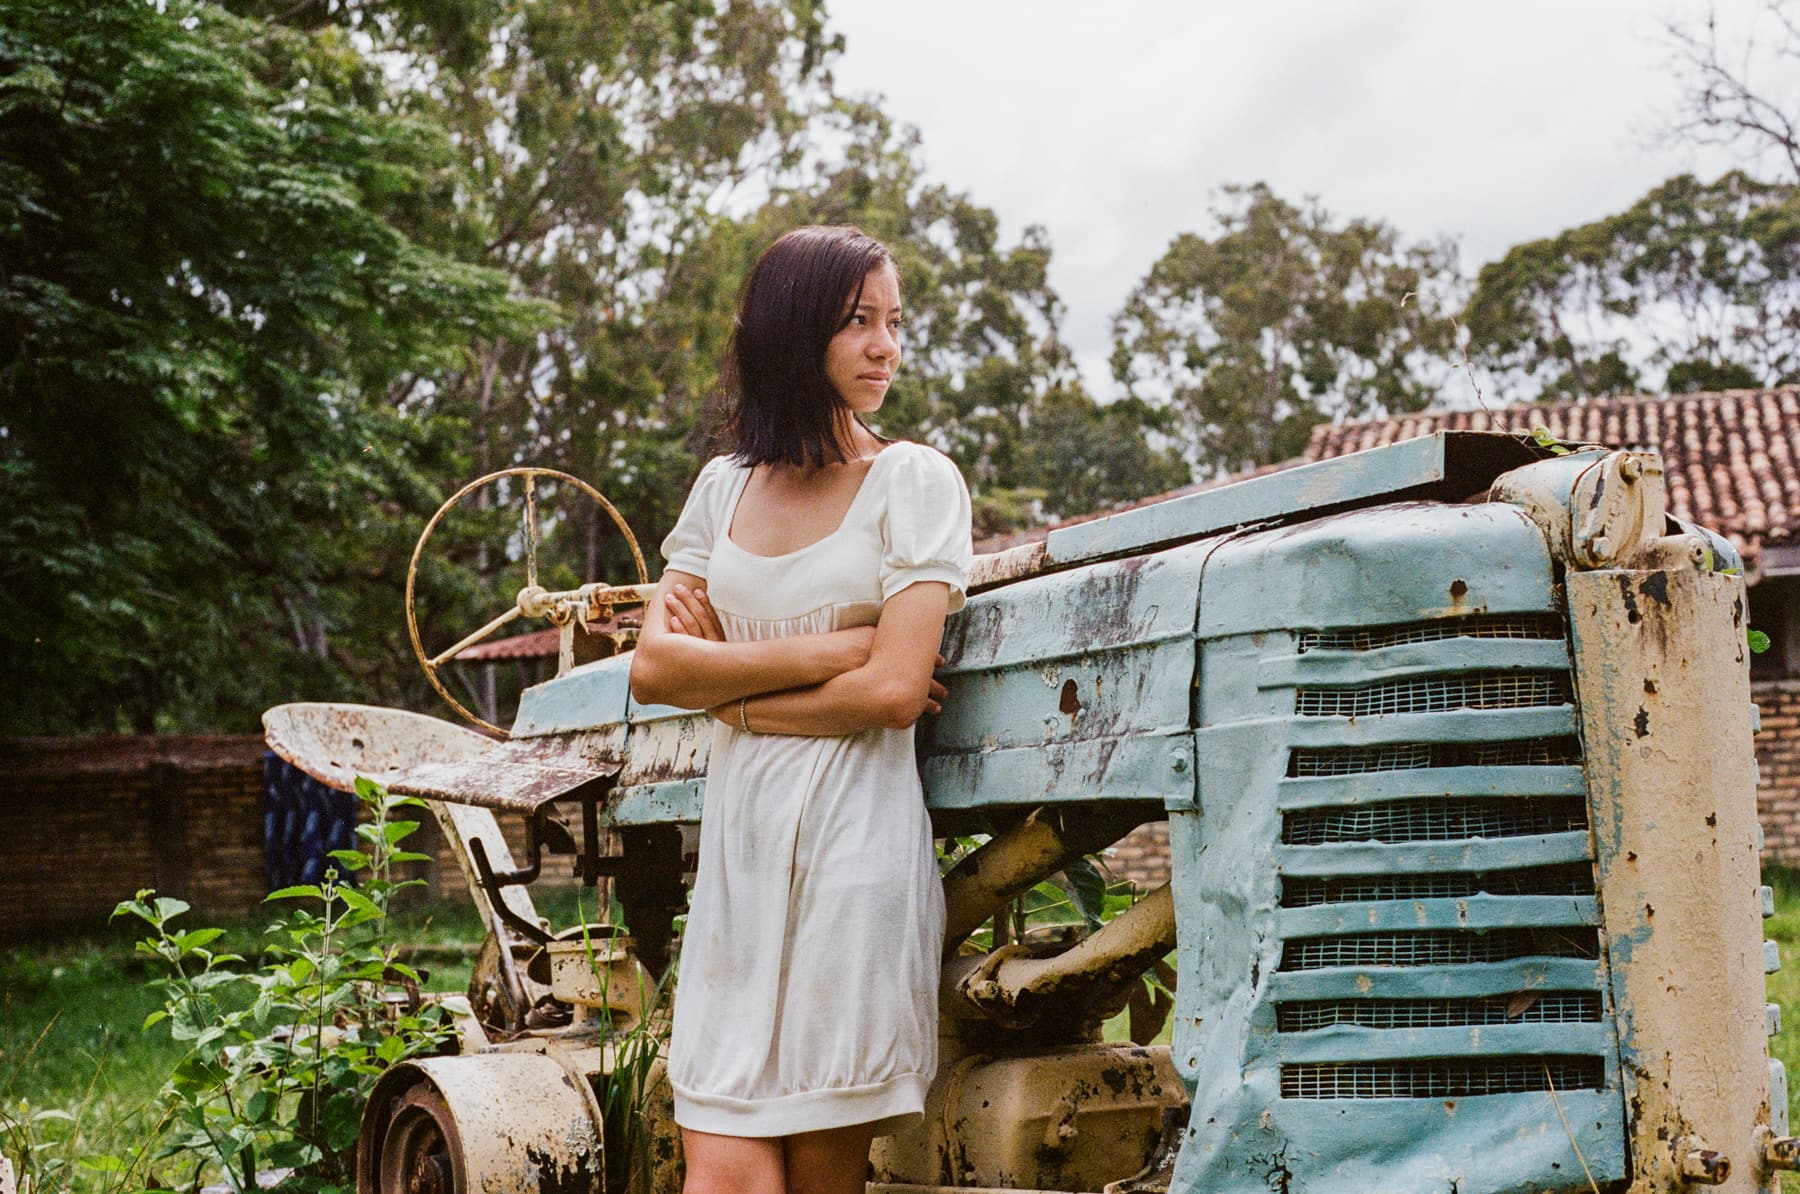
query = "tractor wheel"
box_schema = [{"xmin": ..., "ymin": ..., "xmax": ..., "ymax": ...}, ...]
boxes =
[
  {"xmin": 374, "ymin": 1084, "xmax": 464, "ymax": 1194},
  {"xmin": 358, "ymin": 1055, "xmax": 603, "ymax": 1193}
]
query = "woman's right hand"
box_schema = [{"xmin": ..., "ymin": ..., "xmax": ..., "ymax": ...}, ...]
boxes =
[{"xmin": 663, "ymin": 583, "xmax": 725, "ymax": 641}]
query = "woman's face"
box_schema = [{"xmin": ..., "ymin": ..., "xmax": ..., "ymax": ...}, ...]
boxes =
[{"xmin": 824, "ymin": 262, "xmax": 903, "ymax": 416}]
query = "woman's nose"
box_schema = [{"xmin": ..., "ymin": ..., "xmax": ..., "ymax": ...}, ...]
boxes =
[{"xmin": 869, "ymin": 325, "xmax": 898, "ymax": 358}]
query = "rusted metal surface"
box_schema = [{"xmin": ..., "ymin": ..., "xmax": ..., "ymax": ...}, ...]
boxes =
[
  {"xmin": 953, "ymin": 885, "xmax": 1176, "ymax": 1031},
  {"xmin": 611, "ymin": 701, "xmax": 712, "ymax": 826},
  {"xmin": 1044, "ymin": 430, "xmax": 1542, "ymax": 567},
  {"xmin": 870, "ymin": 1043, "xmax": 1185, "ymax": 1192},
  {"xmin": 389, "ymin": 729, "xmax": 624, "ymax": 813},
  {"xmin": 1762, "ymin": 1129, "xmax": 1800, "ymax": 1170},
  {"xmin": 940, "ymin": 805, "xmax": 1145, "ymax": 954},
  {"xmin": 1571, "ymin": 563, "xmax": 1776, "ymax": 1193},
  {"xmin": 262, "ymin": 702, "xmax": 493, "ymax": 792},
  {"xmin": 1171, "ymin": 495, "xmax": 1631, "ymax": 1192},
  {"xmin": 968, "ymin": 539, "xmax": 1049, "ymax": 591},
  {"xmin": 358, "ymin": 1052, "xmax": 604, "ymax": 1193},
  {"xmin": 545, "ymin": 932, "xmax": 648, "ymax": 1030},
  {"xmin": 1104, "ymin": 1107, "xmax": 1186, "ymax": 1194},
  {"xmin": 922, "ymin": 544, "xmax": 1202, "ymax": 815},
  {"xmin": 1681, "ymin": 1144, "xmax": 1734, "ymax": 1185}
]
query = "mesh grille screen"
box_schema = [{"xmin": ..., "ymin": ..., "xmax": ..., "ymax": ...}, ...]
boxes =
[
  {"xmin": 1280, "ymin": 1056, "xmax": 1604, "ymax": 1099},
  {"xmin": 1276, "ymin": 993, "xmax": 1602, "ymax": 1031},
  {"xmin": 1283, "ymin": 797, "xmax": 1589, "ymax": 845},
  {"xmin": 1280, "ymin": 864, "xmax": 1595, "ymax": 907},
  {"xmin": 1295, "ymin": 671, "xmax": 1573, "ymax": 718},
  {"xmin": 1288, "ymin": 738, "xmax": 1583, "ymax": 778},
  {"xmin": 1296, "ymin": 614, "xmax": 1566, "ymax": 654},
  {"xmin": 1279, "ymin": 928, "xmax": 1600, "ymax": 971}
]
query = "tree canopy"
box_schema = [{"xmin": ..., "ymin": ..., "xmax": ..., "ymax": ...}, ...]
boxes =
[
  {"xmin": 1110, "ymin": 183, "xmax": 1463, "ymax": 475},
  {"xmin": 0, "ymin": 0, "xmax": 1176, "ymax": 734},
  {"xmin": 1465, "ymin": 171, "xmax": 1800, "ymax": 401},
  {"xmin": 0, "ymin": 0, "xmax": 542, "ymax": 732}
]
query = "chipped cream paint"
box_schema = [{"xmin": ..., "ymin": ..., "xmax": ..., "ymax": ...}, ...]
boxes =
[
  {"xmin": 358, "ymin": 1050, "xmax": 605, "ymax": 1191},
  {"xmin": 1570, "ymin": 565, "xmax": 1775, "ymax": 1192}
]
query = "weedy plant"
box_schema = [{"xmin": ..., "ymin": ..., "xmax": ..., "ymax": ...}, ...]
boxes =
[
  {"xmin": 573, "ymin": 899, "xmax": 678, "ymax": 1194},
  {"xmin": 0, "ymin": 1015, "xmax": 165, "ymax": 1194},
  {"xmin": 103, "ymin": 777, "xmax": 450, "ymax": 1192}
]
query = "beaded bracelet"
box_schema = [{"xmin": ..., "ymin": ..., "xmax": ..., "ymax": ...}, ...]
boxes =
[{"xmin": 738, "ymin": 696, "xmax": 751, "ymax": 733}]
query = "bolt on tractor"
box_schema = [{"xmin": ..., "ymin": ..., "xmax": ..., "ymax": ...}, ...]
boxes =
[{"xmin": 265, "ymin": 431, "xmax": 1792, "ymax": 1192}]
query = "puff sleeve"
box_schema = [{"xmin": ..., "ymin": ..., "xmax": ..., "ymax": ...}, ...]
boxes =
[
  {"xmin": 879, "ymin": 445, "xmax": 974, "ymax": 613},
  {"xmin": 660, "ymin": 456, "xmax": 731, "ymax": 579}
]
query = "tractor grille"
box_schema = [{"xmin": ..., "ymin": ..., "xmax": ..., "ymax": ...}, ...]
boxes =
[
  {"xmin": 1277, "ymin": 993, "xmax": 1601, "ymax": 1032},
  {"xmin": 1280, "ymin": 863, "xmax": 1594, "ymax": 907},
  {"xmin": 1260, "ymin": 609, "xmax": 1614, "ymax": 1110},
  {"xmin": 1295, "ymin": 671, "xmax": 1572, "ymax": 718},
  {"xmin": 1280, "ymin": 1056, "xmax": 1605, "ymax": 1100},
  {"xmin": 1288, "ymin": 737, "xmax": 1582, "ymax": 777},
  {"xmin": 1282, "ymin": 796, "xmax": 1588, "ymax": 845},
  {"xmin": 1279, "ymin": 928, "xmax": 1600, "ymax": 971},
  {"xmin": 1296, "ymin": 613, "xmax": 1566, "ymax": 654}
]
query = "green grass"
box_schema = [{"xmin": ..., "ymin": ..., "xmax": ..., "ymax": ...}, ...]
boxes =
[
  {"xmin": 3, "ymin": 876, "xmax": 1798, "ymax": 1190},
  {"xmin": 1765, "ymin": 866, "xmax": 1800, "ymax": 1193},
  {"xmin": 0, "ymin": 888, "xmax": 599, "ymax": 1191},
  {"xmin": 0, "ymin": 930, "xmax": 188, "ymax": 1190}
]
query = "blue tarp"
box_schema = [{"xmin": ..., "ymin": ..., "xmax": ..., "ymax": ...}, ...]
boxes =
[{"xmin": 262, "ymin": 753, "xmax": 357, "ymax": 891}]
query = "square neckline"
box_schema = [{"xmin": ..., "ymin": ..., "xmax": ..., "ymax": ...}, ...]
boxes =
[{"xmin": 720, "ymin": 444, "xmax": 901, "ymax": 561}]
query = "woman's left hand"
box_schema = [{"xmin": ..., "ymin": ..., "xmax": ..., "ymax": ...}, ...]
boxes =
[{"xmin": 664, "ymin": 583, "xmax": 725, "ymax": 641}]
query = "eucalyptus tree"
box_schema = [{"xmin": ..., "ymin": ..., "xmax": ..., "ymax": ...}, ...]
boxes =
[
  {"xmin": 1111, "ymin": 183, "xmax": 1463, "ymax": 476},
  {"xmin": 1464, "ymin": 172, "xmax": 1800, "ymax": 401}
]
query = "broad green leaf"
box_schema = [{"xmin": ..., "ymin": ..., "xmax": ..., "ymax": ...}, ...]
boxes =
[
  {"xmin": 266, "ymin": 885, "xmax": 325, "ymax": 902},
  {"xmin": 175, "ymin": 927, "xmax": 226, "ymax": 952},
  {"xmin": 328, "ymin": 848, "xmax": 371, "ymax": 872}
]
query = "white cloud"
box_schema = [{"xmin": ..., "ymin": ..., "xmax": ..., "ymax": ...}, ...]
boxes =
[{"xmin": 830, "ymin": 1, "xmax": 1751, "ymax": 396}]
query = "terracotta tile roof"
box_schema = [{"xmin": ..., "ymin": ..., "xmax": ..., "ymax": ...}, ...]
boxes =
[{"xmin": 1305, "ymin": 388, "xmax": 1800, "ymax": 569}]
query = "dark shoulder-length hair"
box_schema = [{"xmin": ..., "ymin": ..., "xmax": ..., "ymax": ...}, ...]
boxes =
[{"xmin": 719, "ymin": 224, "xmax": 894, "ymax": 468}]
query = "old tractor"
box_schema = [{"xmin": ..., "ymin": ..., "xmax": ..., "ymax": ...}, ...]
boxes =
[{"xmin": 264, "ymin": 431, "xmax": 1791, "ymax": 1193}]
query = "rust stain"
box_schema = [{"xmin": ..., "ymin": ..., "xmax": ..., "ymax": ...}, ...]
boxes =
[
  {"xmin": 1059, "ymin": 679, "xmax": 1082, "ymax": 716},
  {"xmin": 391, "ymin": 730, "xmax": 623, "ymax": 812}
]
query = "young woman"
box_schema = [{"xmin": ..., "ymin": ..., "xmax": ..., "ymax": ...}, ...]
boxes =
[{"xmin": 628, "ymin": 225, "xmax": 972, "ymax": 1194}]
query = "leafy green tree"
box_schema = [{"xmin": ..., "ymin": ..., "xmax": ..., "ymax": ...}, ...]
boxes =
[
  {"xmin": 1111, "ymin": 183, "xmax": 1463, "ymax": 475},
  {"xmin": 0, "ymin": 0, "xmax": 542, "ymax": 733},
  {"xmin": 293, "ymin": 0, "xmax": 837, "ymax": 586},
  {"xmin": 1464, "ymin": 172, "xmax": 1800, "ymax": 401}
]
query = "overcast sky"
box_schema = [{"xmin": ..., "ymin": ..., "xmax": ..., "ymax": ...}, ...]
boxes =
[{"xmin": 829, "ymin": 1, "xmax": 1768, "ymax": 398}]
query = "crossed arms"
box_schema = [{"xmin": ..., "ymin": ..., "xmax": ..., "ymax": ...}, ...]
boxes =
[{"xmin": 626, "ymin": 570, "xmax": 952, "ymax": 736}]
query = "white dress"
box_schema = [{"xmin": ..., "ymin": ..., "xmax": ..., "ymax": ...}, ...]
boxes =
[{"xmin": 659, "ymin": 441, "xmax": 972, "ymax": 1138}]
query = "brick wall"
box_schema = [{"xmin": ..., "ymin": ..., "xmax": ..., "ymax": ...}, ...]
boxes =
[
  {"xmin": 0, "ymin": 737, "xmax": 529, "ymax": 941},
  {"xmin": 1108, "ymin": 821, "xmax": 1171, "ymax": 889},
  {"xmin": 0, "ymin": 743, "xmax": 272, "ymax": 940},
  {"xmin": 1757, "ymin": 681, "xmax": 1800, "ymax": 864}
]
